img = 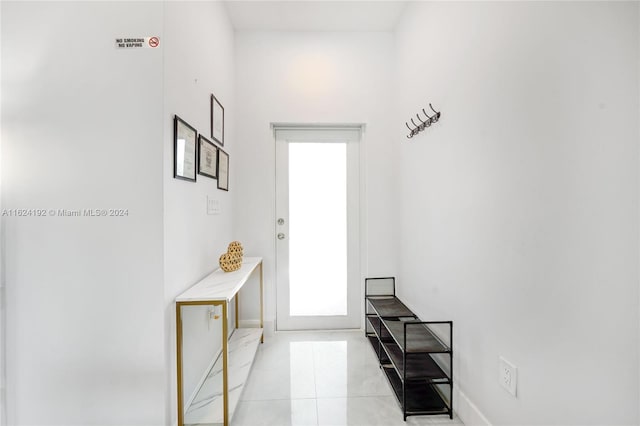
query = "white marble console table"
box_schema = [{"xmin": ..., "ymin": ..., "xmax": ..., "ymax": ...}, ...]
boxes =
[{"xmin": 176, "ymin": 257, "xmax": 264, "ymax": 426}]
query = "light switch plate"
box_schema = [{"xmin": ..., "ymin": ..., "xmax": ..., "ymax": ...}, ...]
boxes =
[{"xmin": 207, "ymin": 196, "xmax": 220, "ymax": 215}]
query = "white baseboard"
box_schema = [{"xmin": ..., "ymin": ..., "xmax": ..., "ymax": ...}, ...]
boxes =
[
  {"xmin": 238, "ymin": 319, "xmax": 275, "ymax": 337},
  {"xmin": 454, "ymin": 386, "xmax": 492, "ymax": 426},
  {"xmin": 238, "ymin": 319, "xmax": 261, "ymax": 328}
]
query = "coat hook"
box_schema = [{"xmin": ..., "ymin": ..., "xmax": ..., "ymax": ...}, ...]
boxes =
[
  {"xmin": 429, "ymin": 103, "xmax": 441, "ymax": 122},
  {"xmin": 419, "ymin": 110, "xmax": 432, "ymax": 127},
  {"xmin": 405, "ymin": 122, "xmax": 417, "ymax": 138}
]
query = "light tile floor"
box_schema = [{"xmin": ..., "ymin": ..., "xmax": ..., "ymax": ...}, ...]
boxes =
[{"xmin": 232, "ymin": 330, "xmax": 464, "ymax": 426}]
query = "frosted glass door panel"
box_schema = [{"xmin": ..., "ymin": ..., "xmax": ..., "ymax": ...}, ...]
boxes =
[{"xmin": 288, "ymin": 143, "xmax": 347, "ymax": 316}]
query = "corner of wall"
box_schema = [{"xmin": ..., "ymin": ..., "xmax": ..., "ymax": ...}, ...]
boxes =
[
  {"xmin": 162, "ymin": 2, "xmax": 237, "ymax": 425},
  {"xmin": 0, "ymin": 29, "xmax": 5, "ymax": 425},
  {"xmin": 637, "ymin": 5, "xmax": 640, "ymax": 422},
  {"xmin": 0, "ymin": 6, "xmax": 5, "ymax": 423}
]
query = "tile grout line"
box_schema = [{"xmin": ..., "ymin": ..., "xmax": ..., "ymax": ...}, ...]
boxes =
[{"xmin": 312, "ymin": 342, "xmax": 320, "ymax": 426}]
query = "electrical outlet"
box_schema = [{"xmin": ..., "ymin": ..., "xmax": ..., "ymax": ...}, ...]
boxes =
[{"xmin": 499, "ymin": 356, "xmax": 517, "ymax": 397}]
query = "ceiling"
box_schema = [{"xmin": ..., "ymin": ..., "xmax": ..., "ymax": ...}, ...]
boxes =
[{"xmin": 224, "ymin": 1, "xmax": 408, "ymax": 32}]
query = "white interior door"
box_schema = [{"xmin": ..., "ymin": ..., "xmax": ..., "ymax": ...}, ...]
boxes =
[{"xmin": 275, "ymin": 127, "xmax": 361, "ymax": 330}]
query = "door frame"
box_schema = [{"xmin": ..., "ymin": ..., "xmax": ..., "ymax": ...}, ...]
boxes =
[{"xmin": 272, "ymin": 123, "xmax": 368, "ymax": 331}]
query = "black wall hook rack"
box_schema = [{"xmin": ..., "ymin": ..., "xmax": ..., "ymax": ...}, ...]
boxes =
[{"xmin": 406, "ymin": 103, "xmax": 441, "ymax": 139}]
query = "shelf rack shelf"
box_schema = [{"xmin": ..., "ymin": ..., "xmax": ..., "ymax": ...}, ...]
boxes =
[{"xmin": 364, "ymin": 277, "xmax": 453, "ymax": 421}]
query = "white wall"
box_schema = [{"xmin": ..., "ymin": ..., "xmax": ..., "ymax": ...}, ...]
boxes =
[
  {"xmin": 1, "ymin": 1, "xmax": 237, "ymax": 424},
  {"xmin": 162, "ymin": 1, "xmax": 235, "ymax": 423},
  {"xmin": 1, "ymin": 1, "xmax": 165, "ymax": 424},
  {"xmin": 234, "ymin": 31, "xmax": 398, "ymax": 329},
  {"xmin": 394, "ymin": 2, "xmax": 639, "ymax": 425}
]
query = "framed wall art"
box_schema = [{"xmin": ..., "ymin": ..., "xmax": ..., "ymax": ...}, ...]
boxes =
[
  {"xmin": 217, "ymin": 148, "xmax": 229, "ymax": 191},
  {"xmin": 198, "ymin": 134, "xmax": 218, "ymax": 179},
  {"xmin": 211, "ymin": 94, "xmax": 224, "ymax": 146},
  {"xmin": 173, "ymin": 115, "xmax": 197, "ymax": 182}
]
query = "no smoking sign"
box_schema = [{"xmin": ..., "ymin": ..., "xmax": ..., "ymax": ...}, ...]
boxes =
[{"xmin": 115, "ymin": 36, "xmax": 161, "ymax": 49}]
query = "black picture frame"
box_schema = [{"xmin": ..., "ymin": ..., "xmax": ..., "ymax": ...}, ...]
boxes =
[
  {"xmin": 217, "ymin": 148, "xmax": 229, "ymax": 191},
  {"xmin": 198, "ymin": 134, "xmax": 218, "ymax": 179},
  {"xmin": 174, "ymin": 115, "xmax": 197, "ymax": 182},
  {"xmin": 211, "ymin": 94, "xmax": 224, "ymax": 146}
]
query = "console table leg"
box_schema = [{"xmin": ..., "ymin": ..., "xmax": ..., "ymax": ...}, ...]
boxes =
[
  {"xmin": 259, "ymin": 261, "xmax": 264, "ymax": 343},
  {"xmin": 222, "ymin": 301, "xmax": 229, "ymax": 426},
  {"xmin": 176, "ymin": 303, "xmax": 184, "ymax": 426},
  {"xmin": 235, "ymin": 294, "xmax": 239, "ymax": 329}
]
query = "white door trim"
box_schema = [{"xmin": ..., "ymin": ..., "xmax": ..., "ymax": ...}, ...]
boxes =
[
  {"xmin": 271, "ymin": 123, "xmax": 367, "ymax": 132},
  {"xmin": 273, "ymin": 124, "xmax": 367, "ymax": 331}
]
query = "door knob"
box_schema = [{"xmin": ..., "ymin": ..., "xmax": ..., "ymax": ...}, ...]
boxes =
[{"xmin": 277, "ymin": 233, "xmax": 286, "ymax": 240}]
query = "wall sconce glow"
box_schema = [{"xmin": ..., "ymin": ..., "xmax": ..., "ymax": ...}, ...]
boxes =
[{"xmin": 289, "ymin": 53, "xmax": 336, "ymax": 97}]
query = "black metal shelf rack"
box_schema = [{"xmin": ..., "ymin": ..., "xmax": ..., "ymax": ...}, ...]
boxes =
[{"xmin": 365, "ymin": 277, "xmax": 453, "ymax": 421}]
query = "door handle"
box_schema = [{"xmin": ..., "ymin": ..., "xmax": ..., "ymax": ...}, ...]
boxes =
[{"xmin": 277, "ymin": 233, "xmax": 286, "ymax": 240}]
